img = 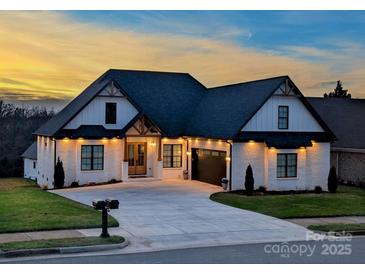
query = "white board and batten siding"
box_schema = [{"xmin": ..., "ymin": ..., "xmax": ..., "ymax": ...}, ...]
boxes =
[
  {"xmin": 242, "ymin": 95, "xmax": 324, "ymax": 132},
  {"xmin": 64, "ymin": 96, "xmax": 138, "ymax": 130}
]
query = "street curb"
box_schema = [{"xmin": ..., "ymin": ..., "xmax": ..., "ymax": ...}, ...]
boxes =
[{"xmin": 0, "ymin": 239, "xmax": 128, "ymax": 258}]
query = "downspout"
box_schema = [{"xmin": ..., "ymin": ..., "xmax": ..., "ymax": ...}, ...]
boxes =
[
  {"xmin": 53, "ymin": 137, "xmax": 57, "ymax": 185},
  {"xmin": 225, "ymin": 140, "xmax": 233, "ymax": 191}
]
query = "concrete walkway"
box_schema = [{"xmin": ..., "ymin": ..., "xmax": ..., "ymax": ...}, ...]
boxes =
[
  {"xmin": 52, "ymin": 179, "xmax": 309, "ymax": 253},
  {"xmin": 287, "ymin": 216, "xmax": 365, "ymax": 227},
  {"xmin": 0, "ymin": 230, "xmax": 84, "ymax": 244}
]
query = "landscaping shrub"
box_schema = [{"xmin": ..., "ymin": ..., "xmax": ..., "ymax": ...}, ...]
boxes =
[
  {"xmin": 70, "ymin": 181, "xmax": 79, "ymax": 188},
  {"xmin": 328, "ymin": 166, "xmax": 338, "ymax": 193},
  {"xmin": 53, "ymin": 157, "xmax": 65, "ymax": 189},
  {"xmin": 257, "ymin": 186, "xmax": 267, "ymax": 193},
  {"xmin": 314, "ymin": 186, "xmax": 323, "ymax": 194},
  {"xmin": 244, "ymin": 164, "xmax": 254, "ymax": 196},
  {"xmin": 108, "ymin": 178, "xmax": 118, "ymax": 184}
]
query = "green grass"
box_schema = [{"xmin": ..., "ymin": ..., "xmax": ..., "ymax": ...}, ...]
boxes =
[
  {"xmin": 308, "ymin": 223, "xmax": 365, "ymax": 232},
  {"xmin": 0, "ymin": 236, "xmax": 124, "ymax": 251},
  {"xmin": 210, "ymin": 185, "xmax": 365, "ymax": 219},
  {"xmin": 0, "ymin": 178, "xmax": 118, "ymax": 233}
]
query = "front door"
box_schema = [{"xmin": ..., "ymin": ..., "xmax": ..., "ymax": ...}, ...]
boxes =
[{"xmin": 128, "ymin": 142, "xmax": 147, "ymax": 175}]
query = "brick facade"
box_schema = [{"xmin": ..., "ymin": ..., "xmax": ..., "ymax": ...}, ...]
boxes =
[{"xmin": 331, "ymin": 151, "xmax": 365, "ymax": 184}]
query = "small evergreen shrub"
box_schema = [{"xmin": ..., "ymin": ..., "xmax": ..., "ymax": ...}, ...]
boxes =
[
  {"xmin": 257, "ymin": 186, "xmax": 267, "ymax": 193},
  {"xmin": 70, "ymin": 181, "xmax": 79, "ymax": 188},
  {"xmin": 314, "ymin": 186, "xmax": 323, "ymax": 194},
  {"xmin": 53, "ymin": 157, "xmax": 65, "ymax": 189},
  {"xmin": 244, "ymin": 164, "xmax": 254, "ymax": 196},
  {"xmin": 108, "ymin": 178, "xmax": 118, "ymax": 184},
  {"xmin": 328, "ymin": 166, "xmax": 338, "ymax": 193}
]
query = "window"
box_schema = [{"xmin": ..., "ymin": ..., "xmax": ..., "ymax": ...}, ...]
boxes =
[
  {"xmin": 105, "ymin": 102, "xmax": 117, "ymax": 124},
  {"xmin": 33, "ymin": 161, "xmax": 36, "ymax": 169},
  {"xmin": 278, "ymin": 106, "xmax": 289, "ymax": 129},
  {"xmin": 81, "ymin": 145, "xmax": 104, "ymax": 171},
  {"xmin": 163, "ymin": 144, "xmax": 182, "ymax": 168},
  {"xmin": 277, "ymin": 153, "xmax": 297, "ymax": 178}
]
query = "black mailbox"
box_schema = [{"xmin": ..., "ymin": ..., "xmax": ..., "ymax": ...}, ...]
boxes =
[
  {"xmin": 92, "ymin": 199, "xmax": 106, "ymax": 210},
  {"xmin": 92, "ymin": 198, "xmax": 119, "ymax": 238},
  {"xmin": 106, "ymin": 198, "xmax": 119, "ymax": 209}
]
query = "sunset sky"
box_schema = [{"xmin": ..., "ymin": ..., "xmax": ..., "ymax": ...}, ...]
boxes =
[{"xmin": 1, "ymin": 11, "xmax": 365, "ymax": 110}]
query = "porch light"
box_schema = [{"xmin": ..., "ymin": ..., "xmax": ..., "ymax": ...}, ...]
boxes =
[
  {"xmin": 178, "ymin": 137, "xmax": 183, "ymax": 142},
  {"xmin": 300, "ymin": 146, "xmax": 306, "ymax": 150},
  {"xmin": 225, "ymin": 156, "xmax": 231, "ymax": 161},
  {"xmin": 248, "ymin": 140, "xmax": 255, "ymax": 144},
  {"xmin": 269, "ymin": 147, "xmax": 276, "ymax": 151},
  {"xmin": 112, "ymin": 137, "xmax": 118, "ymax": 142},
  {"xmin": 207, "ymin": 139, "xmax": 211, "ymax": 144},
  {"xmin": 77, "ymin": 137, "xmax": 84, "ymax": 142},
  {"xmin": 63, "ymin": 137, "xmax": 69, "ymax": 142},
  {"xmin": 150, "ymin": 142, "xmax": 156, "ymax": 146},
  {"xmin": 162, "ymin": 138, "xmax": 168, "ymax": 142},
  {"xmin": 186, "ymin": 151, "xmax": 191, "ymax": 156},
  {"xmin": 311, "ymin": 140, "xmax": 316, "ymax": 144}
]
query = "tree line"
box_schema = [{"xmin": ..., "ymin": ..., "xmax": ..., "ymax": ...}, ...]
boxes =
[{"xmin": 0, "ymin": 101, "xmax": 54, "ymax": 177}]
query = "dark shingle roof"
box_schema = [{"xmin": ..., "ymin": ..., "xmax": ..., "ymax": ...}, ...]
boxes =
[
  {"xmin": 34, "ymin": 69, "xmax": 206, "ymax": 137},
  {"xmin": 33, "ymin": 69, "xmax": 333, "ymax": 140},
  {"xmin": 21, "ymin": 142, "xmax": 37, "ymax": 160},
  {"xmin": 308, "ymin": 97, "xmax": 365, "ymax": 149},
  {"xmin": 185, "ymin": 76, "xmax": 288, "ymax": 138}
]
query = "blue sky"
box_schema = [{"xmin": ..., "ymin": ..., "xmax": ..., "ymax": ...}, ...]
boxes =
[
  {"xmin": 68, "ymin": 11, "xmax": 365, "ymax": 54},
  {"xmin": 1, "ymin": 11, "xmax": 365, "ymax": 109}
]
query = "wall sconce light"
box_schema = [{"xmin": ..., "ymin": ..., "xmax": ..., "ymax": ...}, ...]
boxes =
[
  {"xmin": 150, "ymin": 142, "xmax": 156, "ymax": 146},
  {"xmin": 225, "ymin": 156, "xmax": 231, "ymax": 161},
  {"xmin": 311, "ymin": 140, "xmax": 316, "ymax": 145},
  {"xmin": 186, "ymin": 151, "xmax": 191, "ymax": 156}
]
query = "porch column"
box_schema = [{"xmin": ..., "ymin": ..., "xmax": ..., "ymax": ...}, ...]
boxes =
[
  {"xmin": 123, "ymin": 137, "xmax": 128, "ymax": 162},
  {"xmin": 157, "ymin": 136, "xmax": 162, "ymax": 161}
]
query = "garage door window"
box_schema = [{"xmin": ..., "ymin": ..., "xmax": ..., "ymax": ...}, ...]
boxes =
[{"xmin": 163, "ymin": 144, "xmax": 182, "ymax": 168}]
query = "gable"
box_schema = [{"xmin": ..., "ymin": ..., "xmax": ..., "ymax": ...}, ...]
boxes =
[
  {"xmin": 242, "ymin": 85, "xmax": 324, "ymax": 132},
  {"xmin": 126, "ymin": 115, "xmax": 161, "ymax": 136},
  {"xmin": 64, "ymin": 83, "xmax": 139, "ymax": 130}
]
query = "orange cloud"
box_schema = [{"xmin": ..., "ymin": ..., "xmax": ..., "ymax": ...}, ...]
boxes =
[{"xmin": 0, "ymin": 11, "xmax": 364, "ymax": 104}]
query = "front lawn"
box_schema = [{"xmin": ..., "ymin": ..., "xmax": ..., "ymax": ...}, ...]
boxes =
[
  {"xmin": 0, "ymin": 236, "xmax": 124, "ymax": 251},
  {"xmin": 308, "ymin": 223, "xmax": 365, "ymax": 232},
  {"xmin": 210, "ymin": 185, "xmax": 365, "ymax": 219},
  {"xmin": 0, "ymin": 178, "xmax": 118, "ymax": 233}
]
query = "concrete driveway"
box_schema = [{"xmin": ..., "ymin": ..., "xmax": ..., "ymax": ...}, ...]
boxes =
[{"xmin": 53, "ymin": 179, "xmax": 309, "ymax": 253}]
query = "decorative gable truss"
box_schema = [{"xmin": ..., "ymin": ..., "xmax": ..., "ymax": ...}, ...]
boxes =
[
  {"xmin": 98, "ymin": 81, "xmax": 126, "ymax": 97},
  {"xmin": 274, "ymin": 79, "xmax": 296, "ymax": 96},
  {"xmin": 126, "ymin": 115, "xmax": 161, "ymax": 136}
]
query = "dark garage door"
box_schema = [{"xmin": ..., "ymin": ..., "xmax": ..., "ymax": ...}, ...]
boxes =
[{"xmin": 191, "ymin": 148, "xmax": 226, "ymax": 186}]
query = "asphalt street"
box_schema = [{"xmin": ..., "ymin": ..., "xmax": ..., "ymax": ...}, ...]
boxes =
[{"xmin": 5, "ymin": 237, "xmax": 365, "ymax": 264}]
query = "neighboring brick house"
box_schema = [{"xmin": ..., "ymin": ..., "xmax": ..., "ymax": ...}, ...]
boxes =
[{"xmin": 308, "ymin": 97, "xmax": 365, "ymax": 184}]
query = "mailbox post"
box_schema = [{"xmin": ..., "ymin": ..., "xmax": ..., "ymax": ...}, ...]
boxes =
[{"xmin": 92, "ymin": 198, "xmax": 119, "ymax": 238}]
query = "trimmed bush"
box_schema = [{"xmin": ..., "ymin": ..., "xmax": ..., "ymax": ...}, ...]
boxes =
[
  {"xmin": 53, "ymin": 157, "xmax": 65, "ymax": 189},
  {"xmin": 328, "ymin": 166, "xmax": 338, "ymax": 193},
  {"xmin": 314, "ymin": 186, "xmax": 323, "ymax": 194},
  {"xmin": 70, "ymin": 181, "xmax": 79, "ymax": 188},
  {"xmin": 244, "ymin": 164, "xmax": 254, "ymax": 196},
  {"xmin": 257, "ymin": 186, "xmax": 267, "ymax": 193}
]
